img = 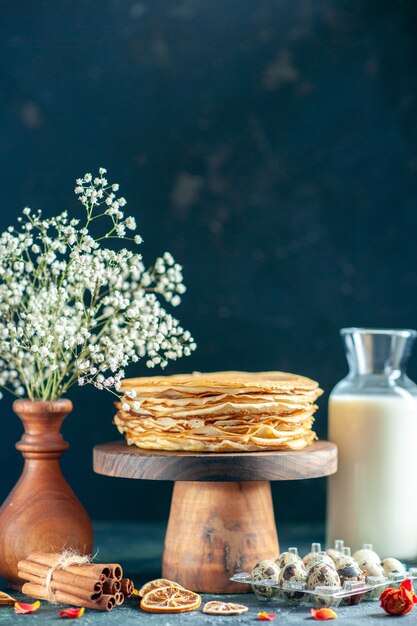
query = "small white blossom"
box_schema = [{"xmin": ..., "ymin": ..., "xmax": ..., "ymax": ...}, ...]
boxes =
[{"xmin": 125, "ymin": 217, "xmax": 136, "ymax": 230}]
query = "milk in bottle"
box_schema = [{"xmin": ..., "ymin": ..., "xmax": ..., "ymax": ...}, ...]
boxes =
[{"xmin": 327, "ymin": 328, "xmax": 417, "ymax": 559}]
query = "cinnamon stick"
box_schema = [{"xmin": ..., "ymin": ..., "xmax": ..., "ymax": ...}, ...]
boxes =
[
  {"xmin": 27, "ymin": 552, "xmax": 113, "ymax": 581},
  {"xmin": 103, "ymin": 578, "xmax": 121, "ymax": 594},
  {"xmin": 109, "ymin": 564, "xmax": 123, "ymax": 580},
  {"xmin": 121, "ymin": 578, "xmax": 134, "ymax": 597},
  {"xmin": 22, "ymin": 582, "xmax": 115, "ymax": 611},
  {"xmin": 114, "ymin": 591, "xmax": 124, "ymax": 606},
  {"xmin": 18, "ymin": 560, "xmax": 102, "ymax": 593},
  {"xmin": 18, "ymin": 572, "xmax": 102, "ymax": 603}
]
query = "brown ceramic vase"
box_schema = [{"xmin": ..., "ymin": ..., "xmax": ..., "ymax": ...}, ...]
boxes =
[{"xmin": 0, "ymin": 399, "xmax": 93, "ymax": 588}]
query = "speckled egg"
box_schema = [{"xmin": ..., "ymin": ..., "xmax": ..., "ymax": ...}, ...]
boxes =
[
  {"xmin": 381, "ymin": 558, "xmax": 406, "ymax": 577},
  {"xmin": 360, "ymin": 560, "xmax": 384, "ymax": 578},
  {"xmin": 307, "ymin": 563, "xmax": 340, "ymax": 588},
  {"xmin": 326, "ymin": 548, "xmax": 341, "ymax": 562},
  {"xmin": 337, "ymin": 561, "xmax": 365, "ymax": 586},
  {"xmin": 251, "ymin": 560, "xmax": 280, "ymax": 599},
  {"xmin": 303, "ymin": 551, "xmax": 317, "ymax": 568},
  {"xmin": 275, "ymin": 551, "xmax": 302, "ymax": 569},
  {"xmin": 333, "ymin": 554, "xmax": 357, "ymax": 569},
  {"xmin": 308, "ymin": 553, "xmax": 335, "ymax": 569},
  {"xmin": 307, "ymin": 563, "xmax": 341, "ymax": 608},
  {"xmin": 353, "ymin": 548, "xmax": 381, "ymax": 564},
  {"xmin": 337, "ymin": 561, "xmax": 366, "ymax": 605},
  {"xmin": 279, "ymin": 562, "xmax": 307, "ymax": 604}
]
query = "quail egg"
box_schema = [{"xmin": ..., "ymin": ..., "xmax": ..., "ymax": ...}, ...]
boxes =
[
  {"xmin": 303, "ymin": 543, "xmax": 322, "ymax": 568},
  {"xmin": 303, "ymin": 552, "xmax": 318, "ymax": 568},
  {"xmin": 337, "ymin": 560, "xmax": 365, "ymax": 586},
  {"xmin": 251, "ymin": 560, "xmax": 280, "ymax": 599},
  {"xmin": 333, "ymin": 554, "xmax": 357, "ymax": 569},
  {"xmin": 307, "ymin": 563, "xmax": 341, "ymax": 608},
  {"xmin": 381, "ymin": 558, "xmax": 406, "ymax": 578},
  {"xmin": 337, "ymin": 560, "xmax": 366, "ymax": 606},
  {"xmin": 307, "ymin": 562, "xmax": 340, "ymax": 587},
  {"xmin": 360, "ymin": 560, "xmax": 384, "ymax": 578},
  {"xmin": 308, "ymin": 553, "xmax": 335, "ymax": 569},
  {"xmin": 326, "ymin": 548, "xmax": 341, "ymax": 562},
  {"xmin": 353, "ymin": 548, "xmax": 380, "ymax": 564},
  {"xmin": 279, "ymin": 561, "xmax": 307, "ymax": 604},
  {"xmin": 275, "ymin": 551, "xmax": 302, "ymax": 569}
]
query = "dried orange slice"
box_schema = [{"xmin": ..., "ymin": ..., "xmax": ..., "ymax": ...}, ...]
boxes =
[
  {"xmin": 202, "ymin": 601, "xmax": 249, "ymax": 615},
  {"xmin": 138, "ymin": 578, "xmax": 184, "ymax": 598},
  {"xmin": 0, "ymin": 591, "xmax": 16, "ymax": 606},
  {"xmin": 140, "ymin": 585, "xmax": 201, "ymax": 613}
]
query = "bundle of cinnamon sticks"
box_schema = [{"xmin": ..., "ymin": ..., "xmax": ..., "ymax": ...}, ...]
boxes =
[{"xmin": 18, "ymin": 552, "xmax": 134, "ymax": 611}]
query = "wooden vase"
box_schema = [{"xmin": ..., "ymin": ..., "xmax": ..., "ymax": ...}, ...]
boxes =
[{"xmin": 0, "ymin": 399, "xmax": 93, "ymax": 589}]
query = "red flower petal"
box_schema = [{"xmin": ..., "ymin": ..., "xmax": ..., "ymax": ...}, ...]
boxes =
[
  {"xmin": 400, "ymin": 579, "xmax": 417, "ymax": 603},
  {"xmin": 401, "ymin": 579, "xmax": 413, "ymax": 593},
  {"xmin": 311, "ymin": 607, "xmax": 338, "ymax": 620},
  {"xmin": 59, "ymin": 607, "xmax": 85, "ymax": 619},
  {"xmin": 14, "ymin": 601, "xmax": 41, "ymax": 614},
  {"xmin": 257, "ymin": 612, "xmax": 277, "ymax": 621}
]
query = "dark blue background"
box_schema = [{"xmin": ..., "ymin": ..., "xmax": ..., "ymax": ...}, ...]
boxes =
[{"xmin": 0, "ymin": 0, "xmax": 416, "ymax": 524}]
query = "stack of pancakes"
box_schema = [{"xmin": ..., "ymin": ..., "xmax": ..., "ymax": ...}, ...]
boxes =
[{"xmin": 115, "ymin": 371, "xmax": 322, "ymax": 453}]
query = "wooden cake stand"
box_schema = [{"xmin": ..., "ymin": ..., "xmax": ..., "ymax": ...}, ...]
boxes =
[{"xmin": 93, "ymin": 440, "xmax": 337, "ymax": 593}]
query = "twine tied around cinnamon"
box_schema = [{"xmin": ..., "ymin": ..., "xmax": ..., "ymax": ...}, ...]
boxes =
[{"xmin": 44, "ymin": 549, "xmax": 92, "ymax": 603}]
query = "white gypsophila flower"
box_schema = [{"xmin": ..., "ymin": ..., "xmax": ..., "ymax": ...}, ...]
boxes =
[{"xmin": 0, "ymin": 168, "xmax": 196, "ymax": 401}]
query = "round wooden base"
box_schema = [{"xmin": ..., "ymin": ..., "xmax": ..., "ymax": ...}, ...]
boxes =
[
  {"xmin": 162, "ymin": 481, "xmax": 278, "ymax": 593},
  {"xmin": 93, "ymin": 440, "xmax": 337, "ymax": 593}
]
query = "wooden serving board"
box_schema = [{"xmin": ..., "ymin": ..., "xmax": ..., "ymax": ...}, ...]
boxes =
[
  {"xmin": 93, "ymin": 440, "xmax": 337, "ymax": 481},
  {"xmin": 93, "ymin": 440, "xmax": 337, "ymax": 593}
]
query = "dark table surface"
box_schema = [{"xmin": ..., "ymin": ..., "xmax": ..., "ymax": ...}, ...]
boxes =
[{"xmin": 0, "ymin": 521, "xmax": 415, "ymax": 625}]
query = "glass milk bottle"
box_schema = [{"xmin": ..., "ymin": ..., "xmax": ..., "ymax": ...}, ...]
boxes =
[{"xmin": 327, "ymin": 328, "xmax": 417, "ymax": 559}]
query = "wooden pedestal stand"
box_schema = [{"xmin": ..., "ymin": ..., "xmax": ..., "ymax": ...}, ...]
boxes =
[{"xmin": 93, "ymin": 440, "xmax": 337, "ymax": 593}]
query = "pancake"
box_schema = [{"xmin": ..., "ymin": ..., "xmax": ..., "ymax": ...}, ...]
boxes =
[
  {"xmin": 115, "ymin": 371, "xmax": 322, "ymax": 453},
  {"xmin": 121, "ymin": 371, "xmax": 320, "ymax": 392}
]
